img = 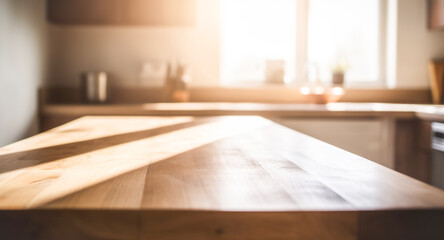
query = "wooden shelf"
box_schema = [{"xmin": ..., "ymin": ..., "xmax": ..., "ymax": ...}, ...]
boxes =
[
  {"xmin": 428, "ymin": 0, "xmax": 444, "ymax": 30},
  {"xmin": 47, "ymin": 0, "xmax": 196, "ymax": 26}
]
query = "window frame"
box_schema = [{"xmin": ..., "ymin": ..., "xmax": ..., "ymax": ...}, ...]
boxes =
[{"xmin": 220, "ymin": 0, "xmax": 387, "ymax": 87}]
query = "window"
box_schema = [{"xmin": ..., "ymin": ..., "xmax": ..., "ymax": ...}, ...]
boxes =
[
  {"xmin": 221, "ymin": 0, "xmax": 383, "ymax": 86},
  {"xmin": 221, "ymin": 0, "xmax": 296, "ymax": 84}
]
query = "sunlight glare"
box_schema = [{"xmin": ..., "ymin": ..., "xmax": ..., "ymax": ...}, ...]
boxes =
[{"xmin": 221, "ymin": 0, "xmax": 296, "ymax": 83}]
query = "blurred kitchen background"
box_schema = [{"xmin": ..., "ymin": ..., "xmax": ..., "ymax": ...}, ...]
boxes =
[{"xmin": 1, "ymin": 0, "xmax": 444, "ymax": 147}]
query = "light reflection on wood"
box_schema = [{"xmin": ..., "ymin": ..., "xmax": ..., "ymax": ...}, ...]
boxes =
[{"xmin": 0, "ymin": 116, "xmax": 269, "ymax": 209}]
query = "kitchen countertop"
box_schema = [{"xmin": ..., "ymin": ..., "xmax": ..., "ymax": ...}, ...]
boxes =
[
  {"xmin": 42, "ymin": 102, "xmax": 444, "ymax": 121},
  {"xmin": 1, "ymin": 116, "xmax": 444, "ymax": 239}
]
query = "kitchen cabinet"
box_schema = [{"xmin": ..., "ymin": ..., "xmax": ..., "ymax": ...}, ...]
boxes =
[
  {"xmin": 272, "ymin": 118, "xmax": 395, "ymax": 168},
  {"xmin": 47, "ymin": 0, "xmax": 196, "ymax": 26},
  {"xmin": 429, "ymin": 0, "xmax": 444, "ymax": 30}
]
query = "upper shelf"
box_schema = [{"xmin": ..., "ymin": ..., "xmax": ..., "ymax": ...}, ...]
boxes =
[
  {"xmin": 47, "ymin": 0, "xmax": 196, "ymax": 26},
  {"xmin": 429, "ymin": 0, "xmax": 444, "ymax": 30}
]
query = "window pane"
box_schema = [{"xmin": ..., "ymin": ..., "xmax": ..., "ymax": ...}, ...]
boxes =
[
  {"xmin": 308, "ymin": 0, "xmax": 380, "ymax": 82},
  {"xmin": 221, "ymin": 0, "xmax": 296, "ymax": 83}
]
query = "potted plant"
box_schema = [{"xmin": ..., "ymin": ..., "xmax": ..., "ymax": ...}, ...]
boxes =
[{"xmin": 331, "ymin": 63, "xmax": 348, "ymax": 86}]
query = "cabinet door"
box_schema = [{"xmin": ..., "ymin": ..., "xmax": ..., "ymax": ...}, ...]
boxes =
[
  {"xmin": 47, "ymin": 0, "xmax": 196, "ymax": 26},
  {"xmin": 429, "ymin": 0, "xmax": 444, "ymax": 30},
  {"xmin": 271, "ymin": 118, "xmax": 395, "ymax": 168}
]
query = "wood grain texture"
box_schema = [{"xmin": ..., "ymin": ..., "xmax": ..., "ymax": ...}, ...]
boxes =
[
  {"xmin": 0, "ymin": 210, "xmax": 139, "ymax": 240},
  {"xmin": 47, "ymin": 0, "xmax": 196, "ymax": 26},
  {"xmin": 140, "ymin": 211, "xmax": 358, "ymax": 240},
  {"xmin": 1, "ymin": 116, "xmax": 444, "ymax": 239}
]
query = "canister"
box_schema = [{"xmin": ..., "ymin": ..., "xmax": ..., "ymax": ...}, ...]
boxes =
[{"xmin": 80, "ymin": 72, "xmax": 109, "ymax": 103}]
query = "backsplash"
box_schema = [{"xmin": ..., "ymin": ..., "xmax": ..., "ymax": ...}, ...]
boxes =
[{"xmin": 47, "ymin": 0, "xmax": 220, "ymax": 88}]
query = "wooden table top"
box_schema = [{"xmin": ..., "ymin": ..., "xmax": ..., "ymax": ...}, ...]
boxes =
[{"xmin": 1, "ymin": 116, "xmax": 444, "ymax": 240}]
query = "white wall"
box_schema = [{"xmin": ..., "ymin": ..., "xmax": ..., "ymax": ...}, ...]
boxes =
[
  {"xmin": 0, "ymin": 0, "xmax": 47, "ymax": 147},
  {"xmin": 48, "ymin": 0, "xmax": 220, "ymax": 87},
  {"xmin": 394, "ymin": 0, "xmax": 444, "ymax": 88}
]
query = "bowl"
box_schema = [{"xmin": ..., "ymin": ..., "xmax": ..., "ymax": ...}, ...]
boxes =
[{"xmin": 300, "ymin": 86, "xmax": 345, "ymax": 104}]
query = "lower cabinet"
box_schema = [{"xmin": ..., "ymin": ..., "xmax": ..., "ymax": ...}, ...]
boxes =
[
  {"xmin": 271, "ymin": 118, "xmax": 395, "ymax": 169},
  {"xmin": 273, "ymin": 118, "xmax": 435, "ymax": 184}
]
